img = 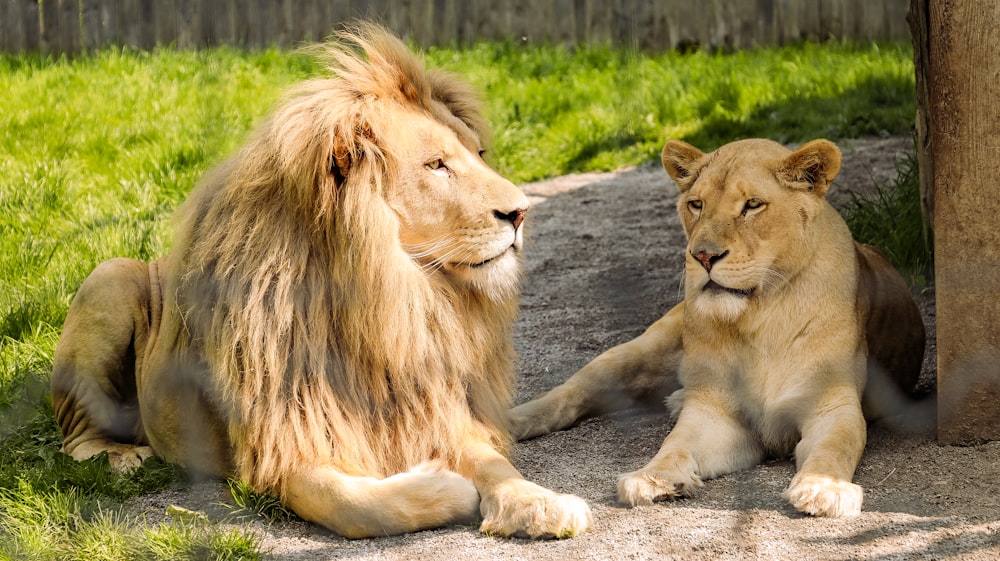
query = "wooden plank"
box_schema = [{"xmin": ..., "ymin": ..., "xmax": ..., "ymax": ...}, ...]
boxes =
[
  {"xmin": 1, "ymin": 0, "xmax": 26, "ymax": 52},
  {"xmin": 196, "ymin": 0, "xmax": 216, "ymax": 46},
  {"xmin": 547, "ymin": 0, "xmax": 574, "ymax": 46},
  {"xmin": 434, "ymin": 0, "xmax": 457, "ymax": 46},
  {"xmin": 231, "ymin": 0, "xmax": 253, "ymax": 47},
  {"xmin": 820, "ymin": 0, "xmax": 846, "ymax": 40},
  {"xmin": 327, "ymin": 0, "xmax": 350, "ymax": 38},
  {"xmin": 213, "ymin": 0, "xmax": 234, "ymax": 46},
  {"xmin": 154, "ymin": 0, "xmax": 178, "ymax": 47},
  {"xmin": 39, "ymin": 0, "xmax": 57, "ymax": 53},
  {"xmin": 453, "ymin": 0, "xmax": 472, "ymax": 46},
  {"xmin": 885, "ymin": 0, "xmax": 910, "ymax": 40},
  {"xmin": 96, "ymin": 0, "xmax": 120, "ymax": 47},
  {"xmin": 175, "ymin": 0, "xmax": 194, "ymax": 48},
  {"xmin": 59, "ymin": 0, "xmax": 80, "ymax": 54},
  {"xmin": 137, "ymin": 0, "xmax": 155, "ymax": 49},
  {"xmin": 610, "ymin": 0, "xmax": 636, "ymax": 49},
  {"xmin": 80, "ymin": 0, "xmax": 102, "ymax": 50},
  {"xmin": 254, "ymin": 0, "xmax": 275, "ymax": 49},
  {"xmin": 119, "ymin": 0, "xmax": 141, "ymax": 48},
  {"xmin": 410, "ymin": 0, "xmax": 434, "ymax": 47}
]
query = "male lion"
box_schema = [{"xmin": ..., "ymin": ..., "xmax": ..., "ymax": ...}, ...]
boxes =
[
  {"xmin": 51, "ymin": 23, "xmax": 591, "ymax": 539},
  {"xmin": 510, "ymin": 138, "xmax": 926, "ymax": 517}
]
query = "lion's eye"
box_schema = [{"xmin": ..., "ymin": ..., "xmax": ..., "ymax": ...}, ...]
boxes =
[
  {"xmin": 426, "ymin": 158, "xmax": 451, "ymax": 175},
  {"xmin": 688, "ymin": 199, "xmax": 703, "ymax": 212},
  {"xmin": 478, "ymin": 149, "xmax": 487, "ymax": 158},
  {"xmin": 742, "ymin": 198, "xmax": 765, "ymax": 215}
]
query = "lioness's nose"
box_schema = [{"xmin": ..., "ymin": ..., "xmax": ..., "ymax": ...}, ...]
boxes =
[
  {"xmin": 495, "ymin": 207, "xmax": 527, "ymax": 230},
  {"xmin": 692, "ymin": 249, "xmax": 728, "ymax": 272}
]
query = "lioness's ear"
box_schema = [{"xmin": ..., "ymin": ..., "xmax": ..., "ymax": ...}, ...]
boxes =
[
  {"xmin": 778, "ymin": 139, "xmax": 841, "ymax": 198},
  {"xmin": 661, "ymin": 140, "xmax": 706, "ymax": 192}
]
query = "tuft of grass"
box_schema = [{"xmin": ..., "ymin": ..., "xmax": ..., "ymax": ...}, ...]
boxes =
[
  {"xmin": 226, "ymin": 479, "xmax": 293, "ymax": 524},
  {"xmin": 0, "ymin": 483, "xmax": 262, "ymax": 561},
  {"xmin": 842, "ymin": 146, "xmax": 933, "ymax": 286}
]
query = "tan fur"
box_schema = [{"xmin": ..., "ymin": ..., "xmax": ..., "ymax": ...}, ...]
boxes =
[
  {"xmin": 51, "ymin": 23, "xmax": 590, "ymax": 539},
  {"xmin": 510, "ymin": 138, "xmax": 926, "ymax": 517}
]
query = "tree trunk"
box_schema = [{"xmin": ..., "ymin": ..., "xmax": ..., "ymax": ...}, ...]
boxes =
[{"xmin": 914, "ymin": 0, "xmax": 1000, "ymax": 444}]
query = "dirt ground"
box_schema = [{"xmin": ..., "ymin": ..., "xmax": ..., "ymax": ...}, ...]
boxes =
[{"xmin": 130, "ymin": 136, "xmax": 1000, "ymax": 560}]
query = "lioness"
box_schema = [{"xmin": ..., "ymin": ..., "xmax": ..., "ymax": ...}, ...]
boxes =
[{"xmin": 510, "ymin": 138, "xmax": 926, "ymax": 517}]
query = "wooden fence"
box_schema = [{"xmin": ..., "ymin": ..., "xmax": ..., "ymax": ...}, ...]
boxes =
[{"xmin": 1, "ymin": 0, "xmax": 910, "ymax": 55}]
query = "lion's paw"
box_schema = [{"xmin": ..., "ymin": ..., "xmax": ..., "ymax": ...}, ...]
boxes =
[
  {"xmin": 382, "ymin": 464, "xmax": 481, "ymax": 525},
  {"xmin": 783, "ymin": 472, "xmax": 863, "ymax": 517},
  {"xmin": 617, "ymin": 466, "xmax": 703, "ymax": 506},
  {"xmin": 103, "ymin": 444, "xmax": 156, "ymax": 472},
  {"xmin": 480, "ymin": 479, "xmax": 592, "ymax": 539}
]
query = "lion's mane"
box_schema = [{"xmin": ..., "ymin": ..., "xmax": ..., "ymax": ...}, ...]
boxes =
[{"xmin": 170, "ymin": 23, "xmax": 515, "ymax": 493}]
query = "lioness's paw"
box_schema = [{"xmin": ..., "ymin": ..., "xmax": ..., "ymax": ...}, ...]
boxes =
[
  {"xmin": 783, "ymin": 472, "xmax": 863, "ymax": 517},
  {"xmin": 480, "ymin": 479, "xmax": 592, "ymax": 539},
  {"xmin": 617, "ymin": 467, "xmax": 703, "ymax": 506},
  {"xmin": 507, "ymin": 401, "xmax": 552, "ymax": 441}
]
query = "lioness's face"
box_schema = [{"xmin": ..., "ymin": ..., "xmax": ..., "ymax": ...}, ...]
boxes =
[
  {"xmin": 386, "ymin": 105, "xmax": 530, "ymax": 294},
  {"xmin": 662, "ymin": 138, "xmax": 841, "ymax": 321}
]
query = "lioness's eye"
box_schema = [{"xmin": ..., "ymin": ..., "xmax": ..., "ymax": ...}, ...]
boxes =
[
  {"xmin": 742, "ymin": 198, "xmax": 765, "ymax": 215},
  {"xmin": 688, "ymin": 200, "xmax": 703, "ymax": 211},
  {"xmin": 478, "ymin": 149, "xmax": 487, "ymax": 158}
]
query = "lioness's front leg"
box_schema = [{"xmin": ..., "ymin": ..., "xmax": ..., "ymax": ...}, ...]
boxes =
[
  {"xmin": 617, "ymin": 388, "xmax": 764, "ymax": 506},
  {"xmin": 459, "ymin": 441, "xmax": 592, "ymax": 538},
  {"xmin": 509, "ymin": 304, "xmax": 684, "ymax": 440},
  {"xmin": 283, "ymin": 462, "xmax": 481, "ymax": 539},
  {"xmin": 782, "ymin": 388, "xmax": 866, "ymax": 517}
]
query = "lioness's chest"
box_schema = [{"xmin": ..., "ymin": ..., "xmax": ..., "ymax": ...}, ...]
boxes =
[{"xmin": 685, "ymin": 328, "xmax": 861, "ymax": 453}]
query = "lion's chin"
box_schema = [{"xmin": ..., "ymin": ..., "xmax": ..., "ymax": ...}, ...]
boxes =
[{"xmin": 443, "ymin": 248, "xmax": 521, "ymax": 296}]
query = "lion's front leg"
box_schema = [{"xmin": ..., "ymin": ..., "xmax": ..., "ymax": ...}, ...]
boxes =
[
  {"xmin": 283, "ymin": 462, "xmax": 480, "ymax": 539},
  {"xmin": 459, "ymin": 441, "xmax": 592, "ymax": 539},
  {"xmin": 509, "ymin": 303, "xmax": 684, "ymax": 440},
  {"xmin": 782, "ymin": 391, "xmax": 867, "ymax": 518},
  {"xmin": 618, "ymin": 389, "xmax": 763, "ymax": 506}
]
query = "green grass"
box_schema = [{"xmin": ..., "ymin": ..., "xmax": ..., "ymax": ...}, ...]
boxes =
[
  {"xmin": 427, "ymin": 40, "xmax": 915, "ymax": 182},
  {"xmin": 842, "ymin": 144, "xmax": 933, "ymax": 286},
  {"xmin": 0, "ymin": 40, "xmax": 916, "ymax": 558}
]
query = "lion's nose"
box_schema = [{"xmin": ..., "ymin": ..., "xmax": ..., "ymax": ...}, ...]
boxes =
[
  {"xmin": 495, "ymin": 207, "xmax": 527, "ymax": 230},
  {"xmin": 692, "ymin": 249, "xmax": 728, "ymax": 272}
]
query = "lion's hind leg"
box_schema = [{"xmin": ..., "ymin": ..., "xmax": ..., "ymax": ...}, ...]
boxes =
[
  {"xmin": 51, "ymin": 258, "xmax": 155, "ymax": 471},
  {"xmin": 284, "ymin": 462, "xmax": 481, "ymax": 538}
]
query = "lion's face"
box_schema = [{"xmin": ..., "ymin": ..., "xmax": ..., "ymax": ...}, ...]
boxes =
[
  {"xmin": 661, "ymin": 138, "xmax": 842, "ymax": 320},
  {"xmin": 385, "ymin": 105, "xmax": 530, "ymax": 294}
]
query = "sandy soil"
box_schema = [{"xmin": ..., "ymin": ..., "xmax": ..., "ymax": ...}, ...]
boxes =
[{"xmin": 129, "ymin": 136, "xmax": 1000, "ymax": 560}]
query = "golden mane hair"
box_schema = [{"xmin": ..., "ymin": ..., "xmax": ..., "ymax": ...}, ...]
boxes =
[{"xmin": 170, "ymin": 23, "xmax": 516, "ymax": 493}]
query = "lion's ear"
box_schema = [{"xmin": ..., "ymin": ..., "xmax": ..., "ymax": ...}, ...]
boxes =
[
  {"xmin": 330, "ymin": 127, "xmax": 353, "ymax": 186},
  {"xmin": 778, "ymin": 139, "xmax": 842, "ymax": 198},
  {"xmin": 661, "ymin": 140, "xmax": 706, "ymax": 192},
  {"xmin": 329, "ymin": 121, "xmax": 376, "ymax": 186}
]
